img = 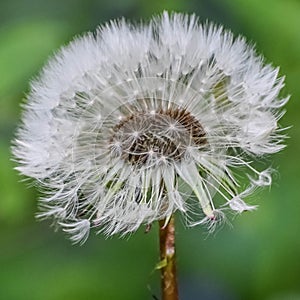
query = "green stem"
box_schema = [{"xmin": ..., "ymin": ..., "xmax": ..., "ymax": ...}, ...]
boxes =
[{"xmin": 159, "ymin": 215, "xmax": 179, "ymax": 300}]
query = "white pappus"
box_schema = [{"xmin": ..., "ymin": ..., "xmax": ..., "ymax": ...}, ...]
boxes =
[{"xmin": 12, "ymin": 12, "xmax": 288, "ymax": 244}]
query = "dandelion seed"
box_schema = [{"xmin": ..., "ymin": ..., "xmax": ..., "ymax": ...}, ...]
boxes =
[{"xmin": 12, "ymin": 12, "xmax": 288, "ymax": 243}]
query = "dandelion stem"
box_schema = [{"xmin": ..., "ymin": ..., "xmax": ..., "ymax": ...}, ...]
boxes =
[{"xmin": 159, "ymin": 215, "xmax": 179, "ymax": 300}]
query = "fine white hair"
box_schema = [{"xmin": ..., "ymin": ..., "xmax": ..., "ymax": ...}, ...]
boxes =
[{"xmin": 13, "ymin": 11, "xmax": 288, "ymax": 244}]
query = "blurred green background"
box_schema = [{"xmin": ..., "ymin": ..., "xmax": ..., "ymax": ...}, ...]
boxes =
[{"xmin": 0, "ymin": 0, "xmax": 299, "ymax": 299}]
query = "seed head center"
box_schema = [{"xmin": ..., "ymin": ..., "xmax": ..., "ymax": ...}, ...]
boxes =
[{"xmin": 111, "ymin": 107, "xmax": 207, "ymax": 165}]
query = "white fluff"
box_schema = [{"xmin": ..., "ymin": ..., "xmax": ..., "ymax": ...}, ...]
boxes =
[{"xmin": 13, "ymin": 12, "xmax": 288, "ymax": 243}]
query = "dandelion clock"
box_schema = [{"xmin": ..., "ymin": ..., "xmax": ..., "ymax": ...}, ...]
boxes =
[{"xmin": 13, "ymin": 12, "xmax": 288, "ymax": 300}]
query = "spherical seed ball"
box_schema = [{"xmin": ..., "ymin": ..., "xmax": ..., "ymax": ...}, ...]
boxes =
[{"xmin": 13, "ymin": 12, "xmax": 288, "ymax": 244}]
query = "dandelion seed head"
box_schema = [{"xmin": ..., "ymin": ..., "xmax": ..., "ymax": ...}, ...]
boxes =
[{"xmin": 12, "ymin": 12, "xmax": 288, "ymax": 243}]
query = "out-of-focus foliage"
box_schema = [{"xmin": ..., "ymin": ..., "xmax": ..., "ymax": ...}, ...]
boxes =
[{"xmin": 0, "ymin": 0, "xmax": 299, "ymax": 299}]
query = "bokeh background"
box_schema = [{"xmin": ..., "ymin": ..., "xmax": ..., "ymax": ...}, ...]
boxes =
[{"xmin": 0, "ymin": 0, "xmax": 299, "ymax": 299}]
